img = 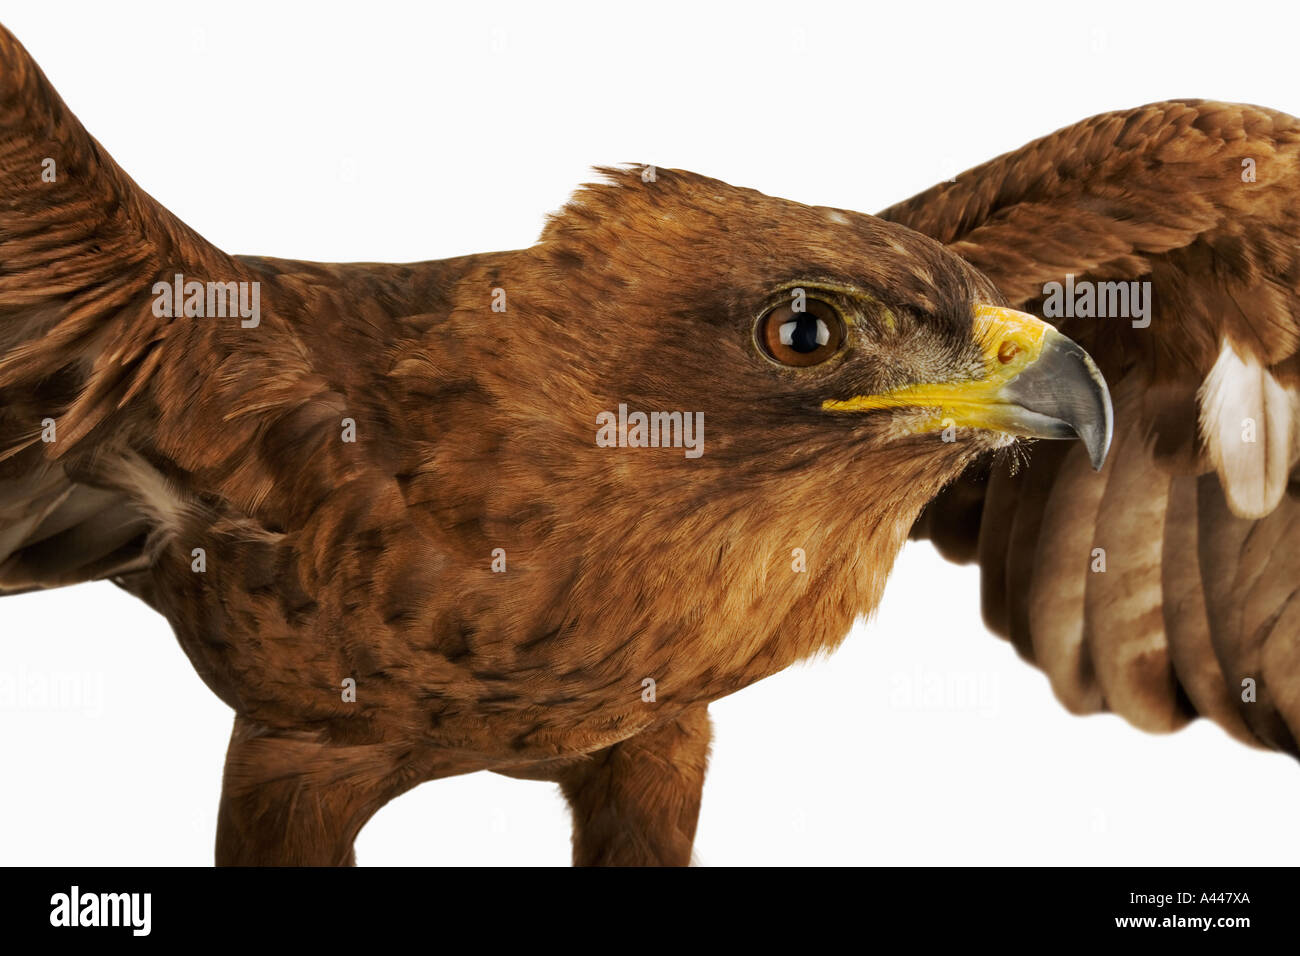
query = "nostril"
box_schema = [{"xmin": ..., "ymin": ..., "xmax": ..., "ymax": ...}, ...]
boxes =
[{"xmin": 997, "ymin": 340, "xmax": 1021, "ymax": 364}]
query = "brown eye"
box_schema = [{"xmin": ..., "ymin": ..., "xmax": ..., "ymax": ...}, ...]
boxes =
[{"xmin": 756, "ymin": 298, "xmax": 846, "ymax": 367}]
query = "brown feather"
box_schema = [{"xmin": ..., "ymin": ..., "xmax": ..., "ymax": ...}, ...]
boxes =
[
  {"xmin": 898, "ymin": 99, "xmax": 1300, "ymax": 752},
  {"xmin": 5, "ymin": 20, "xmax": 1300, "ymax": 865}
]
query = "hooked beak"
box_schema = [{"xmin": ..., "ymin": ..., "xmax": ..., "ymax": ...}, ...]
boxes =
[{"xmin": 822, "ymin": 304, "xmax": 1113, "ymax": 469}]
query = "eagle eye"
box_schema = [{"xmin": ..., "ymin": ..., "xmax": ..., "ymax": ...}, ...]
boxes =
[{"xmin": 756, "ymin": 297, "xmax": 845, "ymax": 367}]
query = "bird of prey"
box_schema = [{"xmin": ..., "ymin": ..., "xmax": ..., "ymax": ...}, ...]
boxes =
[{"xmin": 2, "ymin": 22, "xmax": 1297, "ymax": 865}]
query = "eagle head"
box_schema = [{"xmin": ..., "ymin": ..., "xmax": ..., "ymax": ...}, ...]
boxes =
[{"xmin": 450, "ymin": 165, "xmax": 1113, "ymax": 685}]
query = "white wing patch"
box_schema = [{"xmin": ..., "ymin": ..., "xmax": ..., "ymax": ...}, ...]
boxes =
[{"xmin": 1198, "ymin": 338, "xmax": 1297, "ymax": 519}]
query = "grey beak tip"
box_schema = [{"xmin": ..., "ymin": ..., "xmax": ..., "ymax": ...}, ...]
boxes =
[
  {"xmin": 1086, "ymin": 382, "xmax": 1114, "ymax": 472},
  {"xmin": 1080, "ymin": 403, "xmax": 1113, "ymax": 471},
  {"xmin": 1001, "ymin": 328, "xmax": 1114, "ymax": 470}
]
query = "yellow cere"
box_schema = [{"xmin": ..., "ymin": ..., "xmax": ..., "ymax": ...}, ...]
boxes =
[{"xmin": 820, "ymin": 304, "xmax": 1052, "ymax": 433}]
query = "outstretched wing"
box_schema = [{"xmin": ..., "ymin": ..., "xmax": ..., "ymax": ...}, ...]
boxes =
[
  {"xmin": 886, "ymin": 100, "xmax": 1300, "ymax": 755},
  {"xmin": 0, "ymin": 24, "xmax": 240, "ymax": 590},
  {"xmin": 0, "ymin": 24, "xmax": 464, "ymax": 595}
]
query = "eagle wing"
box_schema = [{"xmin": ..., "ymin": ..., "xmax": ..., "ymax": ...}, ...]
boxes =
[
  {"xmin": 0, "ymin": 26, "xmax": 460, "ymax": 595},
  {"xmin": 885, "ymin": 100, "xmax": 1300, "ymax": 755},
  {"xmin": 0, "ymin": 25, "xmax": 240, "ymax": 590}
]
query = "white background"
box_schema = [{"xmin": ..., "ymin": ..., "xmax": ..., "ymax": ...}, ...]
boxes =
[{"xmin": 3, "ymin": 1, "xmax": 1298, "ymax": 866}]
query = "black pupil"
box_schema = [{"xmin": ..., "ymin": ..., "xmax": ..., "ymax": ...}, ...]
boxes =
[{"xmin": 788, "ymin": 315, "xmax": 822, "ymax": 352}]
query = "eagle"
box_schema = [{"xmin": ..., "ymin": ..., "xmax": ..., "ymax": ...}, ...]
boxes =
[{"xmin": 2, "ymin": 22, "xmax": 1297, "ymax": 866}]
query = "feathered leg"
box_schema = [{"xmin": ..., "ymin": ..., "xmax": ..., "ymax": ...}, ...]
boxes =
[
  {"xmin": 554, "ymin": 706, "xmax": 711, "ymax": 866},
  {"xmin": 214, "ymin": 716, "xmax": 409, "ymax": 866}
]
